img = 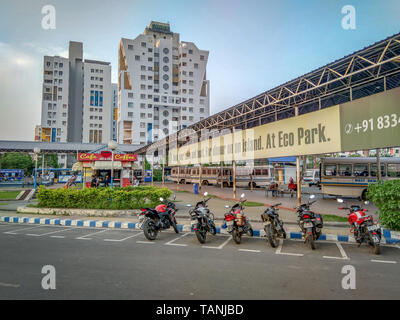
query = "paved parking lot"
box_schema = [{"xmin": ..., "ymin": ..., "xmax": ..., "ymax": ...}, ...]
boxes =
[
  {"xmin": 1, "ymin": 222, "xmax": 399, "ymax": 264},
  {"xmin": 1, "ymin": 221, "xmax": 399, "ymax": 299}
]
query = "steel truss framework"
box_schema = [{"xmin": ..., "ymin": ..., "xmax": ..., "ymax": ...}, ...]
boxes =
[{"xmin": 138, "ymin": 32, "xmax": 400, "ymax": 155}]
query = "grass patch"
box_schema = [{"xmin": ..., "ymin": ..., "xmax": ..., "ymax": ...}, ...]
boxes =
[
  {"xmin": 243, "ymin": 201, "xmax": 264, "ymax": 207},
  {"xmin": 321, "ymin": 214, "xmax": 348, "ymax": 222},
  {"xmin": 0, "ymin": 191, "xmax": 20, "ymax": 199},
  {"xmin": 0, "ymin": 203, "xmax": 8, "ymax": 205},
  {"xmin": 26, "ymin": 204, "xmax": 38, "ymax": 208}
]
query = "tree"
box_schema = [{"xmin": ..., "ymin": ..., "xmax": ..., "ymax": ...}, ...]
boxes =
[
  {"xmin": 1, "ymin": 153, "xmax": 34, "ymax": 173},
  {"xmin": 39, "ymin": 154, "xmax": 60, "ymax": 169}
]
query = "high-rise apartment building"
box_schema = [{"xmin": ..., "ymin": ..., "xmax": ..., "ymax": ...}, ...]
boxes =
[
  {"xmin": 118, "ymin": 21, "xmax": 210, "ymax": 145},
  {"xmin": 39, "ymin": 41, "xmax": 112, "ymax": 167}
]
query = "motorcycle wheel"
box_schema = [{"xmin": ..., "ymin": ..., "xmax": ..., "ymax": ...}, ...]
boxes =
[
  {"xmin": 373, "ymin": 243, "xmax": 380, "ymax": 255},
  {"xmin": 308, "ymin": 235, "xmax": 316, "ymax": 250},
  {"xmin": 266, "ymin": 224, "xmax": 278, "ymax": 248},
  {"xmin": 232, "ymin": 228, "xmax": 241, "ymax": 244},
  {"xmin": 143, "ymin": 219, "xmax": 158, "ymax": 241},
  {"xmin": 247, "ymin": 227, "xmax": 254, "ymax": 237},
  {"xmin": 171, "ymin": 218, "xmax": 179, "ymax": 234},
  {"xmin": 195, "ymin": 229, "xmax": 207, "ymax": 244}
]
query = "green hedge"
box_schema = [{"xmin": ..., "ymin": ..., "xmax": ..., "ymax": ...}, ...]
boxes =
[
  {"xmin": 367, "ymin": 180, "xmax": 400, "ymax": 231},
  {"xmin": 37, "ymin": 185, "xmax": 172, "ymax": 210}
]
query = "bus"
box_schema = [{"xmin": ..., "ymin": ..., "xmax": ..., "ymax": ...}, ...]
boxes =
[
  {"xmin": 320, "ymin": 157, "xmax": 400, "ymax": 200},
  {"xmin": 170, "ymin": 165, "xmax": 274, "ymax": 188}
]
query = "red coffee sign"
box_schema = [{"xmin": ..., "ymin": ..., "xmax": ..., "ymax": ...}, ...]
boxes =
[{"xmin": 78, "ymin": 153, "xmax": 137, "ymax": 162}]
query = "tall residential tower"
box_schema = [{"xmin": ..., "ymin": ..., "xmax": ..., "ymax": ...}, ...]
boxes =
[
  {"xmin": 39, "ymin": 41, "xmax": 112, "ymax": 167},
  {"xmin": 118, "ymin": 21, "xmax": 210, "ymax": 145}
]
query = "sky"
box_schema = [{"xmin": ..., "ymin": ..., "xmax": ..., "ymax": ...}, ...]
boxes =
[{"xmin": 0, "ymin": 0, "xmax": 399, "ymax": 141}]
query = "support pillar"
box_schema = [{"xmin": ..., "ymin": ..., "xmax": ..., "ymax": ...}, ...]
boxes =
[
  {"xmin": 233, "ymin": 160, "xmax": 236, "ymax": 200},
  {"xmin": 296, "ymin": 156, "xmax": 301, "ymax": 206},
  {"xmin": 377, "ymin": 148, "xmax": 381, "ymax": 182}
]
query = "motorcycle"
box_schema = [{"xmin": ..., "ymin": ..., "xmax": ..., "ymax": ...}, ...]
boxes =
[
  {"xmin": 337, "ymin": 198, "xmax": 382, "ymax": 254},
  {"xmin": 139, "ymin": 195, "xmax": 179, "ymax": 240},
  {"xmin": 223, "ymin": 193, "xmax": 253, "ymax": 244},
  {"xmin": 187, "ymin": 192, "xmax": 217, "ymax": 243},
  {"xmin": 295, "ymin": 195, "xmax": 323, "ymax": 250},
  {"xmin": 261, "ymin": 203, "xmax": 286, "ymax": 247}
]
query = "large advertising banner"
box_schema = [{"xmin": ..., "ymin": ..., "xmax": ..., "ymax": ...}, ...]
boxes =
[
  {"xmin": 168, "ymin": 87, "xmax": 400, "ymax": 166},
  {"xmin": 340, "ymin": 87, "xmax": 400, "ymax": 151},
  {"xmin": 169, "ymin": 106, "xmax": 342, "ymax": 165}
]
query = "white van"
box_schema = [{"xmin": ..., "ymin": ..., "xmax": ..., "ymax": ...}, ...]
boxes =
[{"xmin": 303, "ymin": 169, "xmax": 320, "ymax": 186}]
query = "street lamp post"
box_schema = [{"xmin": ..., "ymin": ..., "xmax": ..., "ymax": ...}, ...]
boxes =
[
  {"xmin": 108, "ymin": 141, "xmax": 118, "ymax": 189},
  {"xmin": 33, "ymin": 148, "xmax": 40, "ymax": 189}
]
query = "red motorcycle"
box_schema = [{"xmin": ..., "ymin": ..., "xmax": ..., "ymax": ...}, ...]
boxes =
[
  {"xmin": 223, "ymin": 193, "xmax": 253, "ymax": 244},
  {"xmin": 337, "ymin": 198, "xmax": 382, "ymax": 254}
]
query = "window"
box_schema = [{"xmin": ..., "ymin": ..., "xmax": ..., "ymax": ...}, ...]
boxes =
[
  {"xmin": 163, "ymin": 57, "xmax": 169, "ymax": 63},
  {"xmin": 188, "ymin": 49, "xmax": 193, "ymax": 54},
  {"xmin": 141, "ymin": 94, "xmax": 146, "ymax": 99},
  {"xmin": 141, "ymin": 84, "xmax": 146, "ymax": 90},
  {"xmin": 324, "ymin": 164, "xmax": 337, "ymax": 176},
  {"xmin": 388, "ymin": 164, "xmax": 400, "ymax": 177},
  {"xmin": 135, "ymin": 55, "xmax": 140, "ymax": 61},
  {"xmin": 338, "ymin": 164, "xmax": 352, "ymax": 176},
  {"xmin": 354, "ymin": 164, "xmax": 369, "ymax": 177},
  {"xmin": 141, "ymin": 42, "xmax": 146, "ymax": 48},
  {"xmin": 128, "ymin": 92, "xmax": 134, "ymax": 98},
  {"xmin": 128, "ymin": 102, "xmax": 133, "ymax": 108},
  {"xmin": 200, "ymin": 55, "xmax": 205, "ymax": 61},
  {"xmin": 370, "ymin": 164, "xmax": 386, "ymax": 177},
  {"xmin": 163, "ymin": 48, "xmax": 169, "ymax": 54},
  {"xmin": 141, "ymin": 65, "xmax": 146, "ymax": 71},
  {"xmin": 189, "ymin": 72, "xmax": 193, "ymax": 77},
  {"xmin": 128, "ymin": 112, "xmax": 133, "ymax": 118},
  {"xmin": 194, "ymin": 63, "xmax": 198, "ymax": 69},
  {"xmin": 128, "ymin": 45, "xmax": 133, "ymax": 50}
]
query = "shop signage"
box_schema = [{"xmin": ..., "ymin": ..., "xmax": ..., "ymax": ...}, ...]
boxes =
[{"xmin": 78, "ymin": 153, "xmax": 137, "ymax": 162}]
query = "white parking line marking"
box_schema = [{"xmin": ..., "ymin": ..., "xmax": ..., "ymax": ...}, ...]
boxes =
[
  {"xmin": 4, "ymin": 225, "xmax": 43, "ymax": 235},
  {"xmin": 275, "ymin": 239, "xmax": 304, "ymax": 257},
  {"xmin": 323, "ymin": 242, "xmax": 349, "ymax": 260},
  {"xmin": 51, "ymin": 236, "xmax": 65, "ymax": 239},
  {"xmin": 76, "ymin": 229, "xmax": 108, "ymax": 240},
  {"xmin": 104, "ymin": 232, "xmax": 142, "ymax": 242},
  {"xmin": 165, "ymin": 232, "xmax": 190, "ymax": 246},
  {"xmin": 238, "ymin": 249, "xmax": 261, "ymax": 253},
  {"xmin": 136, "ymin": 240, "xmax": 155, "ymax": 244},
  {"xmin": 203, "ymin": 236, "xmax": 231, "ymax": 250},
  {"xmin": 25, "ymin": 227, "xmax": 78, "ymax": 237},
  {"xmin": 371, "ymin": 259, "xmax": 397, "ymax": 264},
  {"xmin": 0, "ymin": 282, "xmax": 20, "ymax": 288}
]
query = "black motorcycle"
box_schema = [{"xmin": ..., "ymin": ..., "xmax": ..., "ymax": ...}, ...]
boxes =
[
  {"xmin": 223, "ymin": 193, "xmax": 253, "ymax": 244},
  {"xmin": 139, "ymin": 196, "xmax": 179, "ymax": 240},
  {"xmin": 187, "ymin": 192, "xmax": 216, "ymax": 244},
  {"xmin": 296, "ymin": 195, "xmax": 323, "ymax": 250},
  {"xmin": 261, "ymin": 203, "xmax": 286, "ymax": 247}
]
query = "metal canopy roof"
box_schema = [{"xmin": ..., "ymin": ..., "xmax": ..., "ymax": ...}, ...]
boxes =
[
  {"xmin": 136, "ymin": 31, "xmax": 400, "ymax": 155},
  {"xmin": 0, "ymin": 141, "xmax": 142, "ymax": 154}
]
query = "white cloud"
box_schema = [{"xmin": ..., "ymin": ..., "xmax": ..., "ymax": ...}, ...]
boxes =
[{"xmin": 0, "ymin": 42, "xmax": 43, "ymax": 141}]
